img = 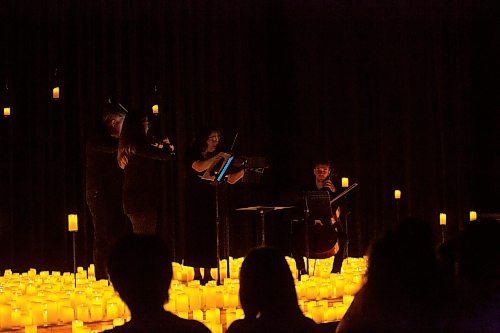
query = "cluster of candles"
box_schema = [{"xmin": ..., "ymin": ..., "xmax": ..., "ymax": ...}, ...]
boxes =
[{"xmin": 0, "ymin": 256, "xmax": 366, "ymax": 332}]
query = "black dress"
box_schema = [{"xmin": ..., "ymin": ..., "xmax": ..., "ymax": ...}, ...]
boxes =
[
  {"xmin": 123, "ymin": 144, "xmax": 173, "ymax": 234},
  {"xmin": 184, "ymin": 150, "xmax": 219, "ymax": 268}
]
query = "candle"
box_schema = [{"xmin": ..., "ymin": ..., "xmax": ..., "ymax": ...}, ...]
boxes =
[
  {"xmin": 176, "ymin": 292, "xmax": 189, "ymax": 313},
  {"xmin": 394, "ymin": 190, "xmax": 401, "ymax": 199},
  {"xmin": 205, "ymin": 308, "xmax": 220, "ymax": 324},
  {"xmin": 112, "ymin": 318, "xmax": 125, "ymax": 327},
  {"xmin": 68, "ymin": 214, "xmax": 78, "ymax": 232},
  {"xmin": 25, "ymin": 325, "xmax": 37, "ymax": 333},
  {"xmin": 226, "ymin": 308, "xmax": 236, "ymax": 327},
  {"xmin": 204, "ymin": 285, "xmax": 216, "ymax": 309},
  {"xmin": 192, "ymin": 309, "xmax": 203, "ymax": 321},
  {"xmin": 439, "ymin": 213, "xmax": 446, "ymax": 226},
  {"xmin": 3, "ymin": 107, "xmax": 10, "ymax": 117},
  {"xmin": 341, "ymin": 177, "xmax": 349, "ymax": 188},
  {"xmin": 106, "ymin": 303, "xmax": 118, "ymax": 320},
  {"xmin": 52, "ymin": 87, "xmax": 60, "ymax": 99},
  {"xmin": 152, "ymin": 104, "xmax": 159, "ymax": 115},
  {"xmin": 469, "ymin": 211, "xmax": 477, "ymax": 222},
  {"xmin": 72, "ymin": 319, "xmax": 84, "ymax": 332},
  {"xmin": 0, "ymin": 304, "xmax": 12, "ymax": 329}
]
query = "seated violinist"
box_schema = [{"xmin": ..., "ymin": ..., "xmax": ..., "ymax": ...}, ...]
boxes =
[{"xmin": 293, "ymin": 160, "xmax": 347, "ymax": 275}]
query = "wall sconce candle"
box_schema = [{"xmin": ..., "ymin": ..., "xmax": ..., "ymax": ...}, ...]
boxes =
[
  {"xmin": 52, "ymin": 87, "xmax": 60, "ymax": 100},
  {"xmin": 394, "ymin": 190, "xmax": 401, "ymax": 199},
  {"xmin": 152, "ymin": 104, "xmax": 159, "ymax": 115},
  {"xmin": 3, "ymin": 107, "xmax": 10, "ymax": 117},
  {"xmin": 439, "ymin": 213, "xmax": 446, "ymax": 226},
  {"xmin": 469, "ymin": 211, "xmax": 477, "ymax": 222}
]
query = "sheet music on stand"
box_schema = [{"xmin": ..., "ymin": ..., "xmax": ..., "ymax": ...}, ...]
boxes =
[
  {"xmin": 201, "ymin": 152, "xmax": 234, "ymax": 182},
  {"xmin": 305, "ymin": 191, "xmax": 333, "ymax": 220}
]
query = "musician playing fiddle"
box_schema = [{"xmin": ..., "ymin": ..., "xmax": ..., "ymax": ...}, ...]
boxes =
[
  {"xmin": 294, "ymin": 160, "xmax": 347, "ymax": 275},
  {"xmin": 185, "ymin": 128, "xmax": 244, "ymax": 284}
]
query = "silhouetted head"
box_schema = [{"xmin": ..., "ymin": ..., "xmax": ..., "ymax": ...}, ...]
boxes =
[
  {"xmin": 367, "ymin": 217, "xmax": 438, "ymax": 297},
  {"xmin": 239, "ymin": 247, "xmax": 301, "ymax": 318},
  {"xmin": 107, "ymin": 234, "xmax": 173, "ymax": 313}
]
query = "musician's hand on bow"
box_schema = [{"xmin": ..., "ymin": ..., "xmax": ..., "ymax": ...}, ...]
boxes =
[{"xmin": 322, "ymin": 179, "xmax": 336, "ymax": 193}]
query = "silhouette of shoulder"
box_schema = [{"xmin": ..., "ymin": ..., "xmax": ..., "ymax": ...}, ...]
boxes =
[
  {"xmin": 107, "ymin": 311, "xmax": 210, "ymax": 333},
  {"xmin": 227, "ymin": 315, "xmax": 319, "ymax": 333}
]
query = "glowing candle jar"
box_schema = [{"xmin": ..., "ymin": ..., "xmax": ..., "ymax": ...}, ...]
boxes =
[
  {"xmin": 76, "ymin": 304, "xmax": 90, "ymax": 322},
  {"xmin": 152, "ymin": 104, "xmax": 159, "ymax": 115},
  {"xmin": 52, "ymin": 87, "xmax": 60, "ymax": 100},
  {"xmin": 44, "ymin": 301, "xmax": 58, "ymax": 325},
  {"xmin": 30, "ymin": 302, "xmax": 45, "ymax": 326},
  {"xmin": 469, "ymin": 211, "xmax": 477, "ymax": 222},
  {"xmin": 177, "ymin": 311, "xmax": 189, "ymax": 319},
  {"xmin": 0, "ymin": 304, "xmax": 12, "ymax": 329},
  {"xmin": 341, "ymin": 177, "xmax": 349, "ymax": 188},
  {"xmin": 343, "ymin": 295, "xmax": 354, "ymax": 306},
  {"xmin": 11, "ymin": 308, "xmax": 21, "ymax": 327},
  {"xmin": 226, "ymin": 308, "xmax": 236, "ymax": 327},
  {"xmin": 215, "ymin": 290, "xmax": 224, "ymax": 309},
  {"xmin": 212, "ymin": 323, "xmax": 223, "ymax": 333},
  {"xmin": 311, "ymin": 304, "xmax": 325, "ymax": 323},
  {"xmin": 25, "ymin": 325, "xmax": 37, "ymax": 333},
  {"xmin": 3, "ymin": 107, "xmax": 11, "ymax": 117},
  {"xmin": 68, "ymin": 214, "xmax": 78, "ymax": 232},
  {"xmin": 192, "ymin": 309, "xmax": 203, "ymax": 322},
  {"xmin": 175, "ymin": 293, "xmax": 189, "ymax": 313},
  {"xmin": 90, "ymin": 300, "xmax": 104, "ymax": 322},
  {"xmin": 306, "ymin": 284, "xmax": 318, "ymax": 300},
  {"xmin": 105, "ymin": 303, "xmax": 118, "ymax": 320},
  {"xmin": 205, "ymin": 308, "xmax": 220, "ymax": 324},
  {"xmin": 112, "ymin": 318, "xmax": 125, "ymax": 327},
  {"xmin": 72, "ymin": 319, "xmax": 84, "ymax": 332},
  {"xmin": 394, "ymin": 190, "xmax": 401, "ymax": 199},
  {"xmin": 186, "ymin": 286, "xmax": 201, "ymax": 311},
  {"xmin": 235, "ymin": 308, "xmax": 244, "ymax": 319},
  {"xmin": 324, "ymin": 306, "xmax": 335, "ymax": 322},
  {"xmin": 60, "ymin": 306, "xmax": 74, "ymax": 323},
  {"xmin": 440, "ymin": 213, "xmax": 446, "ymax": 226},
  {"xmin": 319, "ymin": 283, "xmax": 331, "ymax": 299}
]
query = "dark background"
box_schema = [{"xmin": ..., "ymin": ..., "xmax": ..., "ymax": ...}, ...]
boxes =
[{"xmin": 0, "ymin": 0, "xmax": 498, "ymax": 271}]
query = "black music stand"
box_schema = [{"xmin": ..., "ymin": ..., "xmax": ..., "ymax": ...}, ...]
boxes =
[
  {"xmin": 201, "ymin": 153, "xmax": 234, "ymax": 284},
  {"xmin": 302, "ymin": 191, "xmax": 333, "ymax": 274},
  {"xmin": 236, "ymin": 206, "xmax": 294, "ymax": 247}
]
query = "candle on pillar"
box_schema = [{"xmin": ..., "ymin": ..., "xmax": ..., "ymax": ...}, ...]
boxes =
[
  {"xmin": 394, "ymin": 190, "xmax": 401, "ymax": 199},
  {"xmin": 341, "ymin": 177, "xmax": 349, "ymax": 188},
  {"xmin": 439, "ymin": 213, "xmax": 446, "ymax": 226},
  {"xmin": 469, "ymin": 211, "xmax": 477, "ymax": 222},
  {"xmin": 68, "ymin": 214, "xmax": 78, "ymax": 232},
  {"xmin": 152, "ymin": 104, "xmax": 159, "ymax": 115},
  {"xmin": 3, "ymin": 107, "xmax": 10, "ymax": 117},
  {"xmin": 52, "ymin": 87, "xmax": 60, "ymax": 100}
]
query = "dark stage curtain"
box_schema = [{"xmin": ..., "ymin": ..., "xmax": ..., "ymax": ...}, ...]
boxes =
[{"xmin": 0, "ymin": 0, "xmax": 497, "ymax": 271}]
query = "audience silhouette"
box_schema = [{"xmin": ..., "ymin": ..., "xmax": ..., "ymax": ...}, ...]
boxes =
[
  {"xmin": 442, "ymin": 218, "xmax": 500, "ymax": 332},
  {"xmin": 337, "ymin": 217, "xmax": 445, "ymax": 333},
  {"xmin": 106, "ymin": 234, "xmax": 210, "ymax": 333},
  {"xmin": 226, "ymin": 246, "xmax": 320, "ymax": 333}
]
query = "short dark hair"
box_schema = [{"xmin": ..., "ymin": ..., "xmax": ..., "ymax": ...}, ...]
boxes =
[
  {"xmin": 313, "ymin": 160, "xmax": 332, "ymax": 169},
  {"xmin": 107, "ymin": 234, "xmax": 173, "ymax": 305}
]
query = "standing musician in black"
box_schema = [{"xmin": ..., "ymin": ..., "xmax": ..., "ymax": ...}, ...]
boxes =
[
  {"xmin": 85, "ymin": 100, "xmax": 131, "ymax": 279},
  {"xmin": 185, "ymin": 128, "xmax": 244, "ymax": 284},
  {"xmin": 294, "ymin": 160, "xmax": 347, "ymax": 275}
]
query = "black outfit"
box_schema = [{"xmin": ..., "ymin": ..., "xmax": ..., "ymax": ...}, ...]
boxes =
[
  {"xmin": 108, "ymin": 311, "xmax": 210, "ymax": 333},
  {"xmin": 184, "ymin": 150, "xmax": 219, "ymax": 268},
  {"xmin": 227, "ymin": 314, "xmax": 320, "ymax": 333},
  {"xmin": 123, "ymin": 143, "xmax": 173, "ymax": 235},
  {"xmin": 85, "ymin": 129, "xmax": 131, "ymax": 279},
  {"xmin": 292, "ymin": 179, "xmax": 347, "ymax": 274}
]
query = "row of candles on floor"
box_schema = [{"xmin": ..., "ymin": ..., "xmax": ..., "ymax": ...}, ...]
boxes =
[{"xmin": 0, "ymin": 257, "xmax": 366, "ymax": 332}]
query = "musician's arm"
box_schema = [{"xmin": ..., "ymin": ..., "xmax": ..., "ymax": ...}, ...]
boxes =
[{"xmin": 191, "ymin": 153, "xmax": 223, "ymax": 172}]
